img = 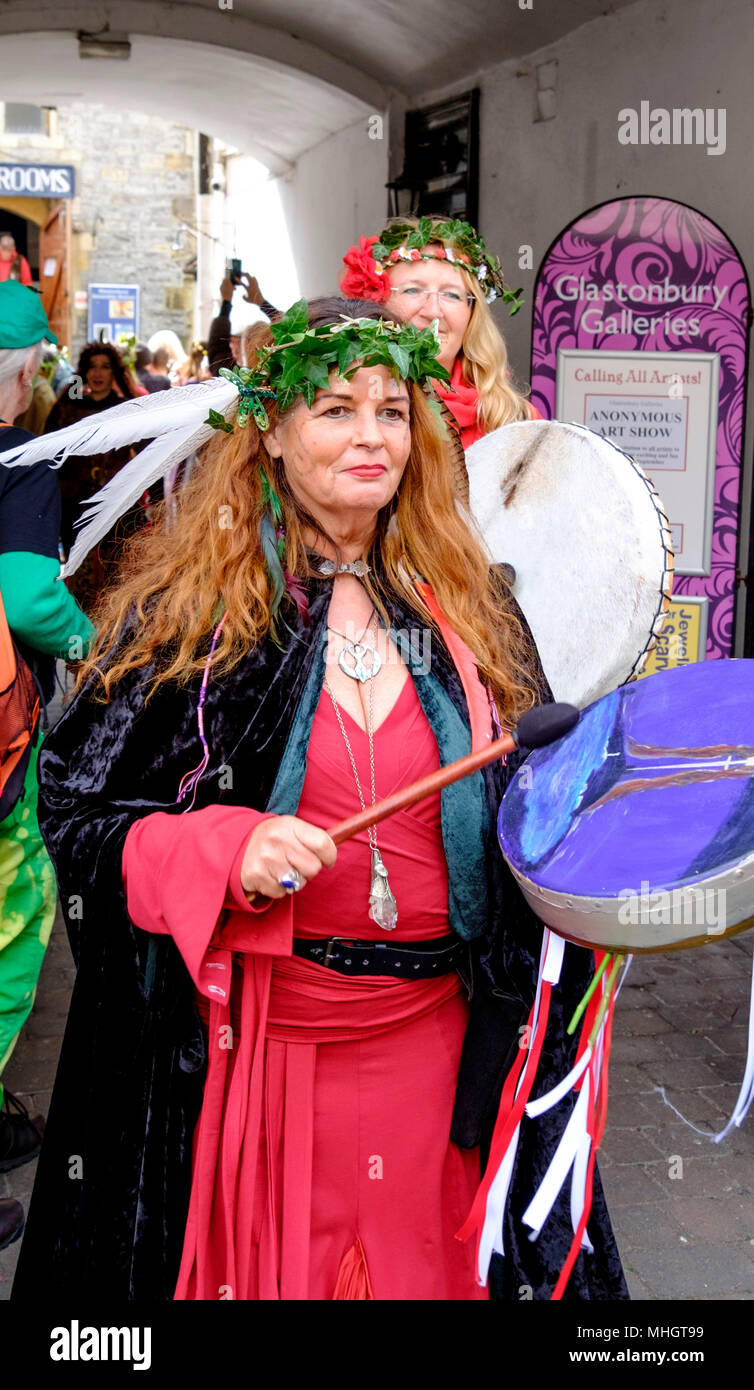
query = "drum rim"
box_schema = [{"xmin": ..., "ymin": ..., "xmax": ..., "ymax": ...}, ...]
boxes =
[{"xmin": 507, "ymin": 853, "xmax": 754, "ymax": 955}]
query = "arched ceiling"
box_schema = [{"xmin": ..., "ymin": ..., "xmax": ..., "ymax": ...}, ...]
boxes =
[
  {"xmin": 0, "ymin": 0, "xmax": 643, "ymax": 168},
  {"xmin": 0, "ymin": 33, "xmax": 371, "ymax": 173}
]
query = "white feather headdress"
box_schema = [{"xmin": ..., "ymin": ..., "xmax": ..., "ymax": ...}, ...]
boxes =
[{"xmin": 0, "ymin": 379, "xmax": 238, "ymax": 576}]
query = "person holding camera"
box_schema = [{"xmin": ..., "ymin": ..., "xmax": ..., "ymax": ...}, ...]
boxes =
[{"xmin": 207, "ymin": 267, "xmax": 278, "ymax": 376}]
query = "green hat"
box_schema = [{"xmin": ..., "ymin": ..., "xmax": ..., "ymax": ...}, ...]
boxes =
[{"xmin": 0, "ymin": 280, "xmax": 58, "ymax": 348}]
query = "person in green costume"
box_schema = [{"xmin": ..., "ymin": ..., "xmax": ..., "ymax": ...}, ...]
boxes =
[{"xmin": 0, "ymin": 281, "xmax": 94, "ymax": 1251}]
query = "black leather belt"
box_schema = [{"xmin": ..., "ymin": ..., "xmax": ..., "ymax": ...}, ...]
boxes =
[{"xmin": 292, "ymin": 933, "xmax": 465, "ymax": 979}]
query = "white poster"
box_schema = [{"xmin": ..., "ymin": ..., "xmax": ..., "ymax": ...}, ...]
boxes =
[
  {"xmin": 556, "ymin": 350, "xmax": 719, "ymax": 576},
  {"xmin": 583, "ymin": 393, "xmax": 688, "ymax": 472}
]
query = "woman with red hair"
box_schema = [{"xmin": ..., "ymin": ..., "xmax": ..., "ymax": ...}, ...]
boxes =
[{"xmin": 2, "ymin": 298, "xmax": 625, "ymax": 1303}]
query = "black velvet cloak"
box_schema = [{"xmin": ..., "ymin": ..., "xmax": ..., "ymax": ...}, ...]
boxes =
[{"xmin": 13, "ymin": 572, "xmax": 628, "ymax": 1302}]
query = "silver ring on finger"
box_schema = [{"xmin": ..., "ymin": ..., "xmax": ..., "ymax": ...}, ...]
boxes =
[{"xmin": 279, "ymin": 868, "xmax": 305, "ymax": 893}]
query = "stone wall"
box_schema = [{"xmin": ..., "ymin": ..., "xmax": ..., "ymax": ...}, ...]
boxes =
[
  {"xmin": 62, "ymin": 103, "xmax": 196, "ymax": 358},
  {"xmin": 0, "ymin": 100, "xmax": 196, "ymax": 358}
]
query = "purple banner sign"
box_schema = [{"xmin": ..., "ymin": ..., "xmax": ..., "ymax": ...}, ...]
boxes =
[{"xmin": 531, "ymin": 196, "xmax": 750, "ymax": 659}]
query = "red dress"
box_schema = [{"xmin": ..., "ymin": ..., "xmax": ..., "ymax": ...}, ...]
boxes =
[{"xmin": 123, "ymin": 674, "xmax": 489, "ymax": 1301}]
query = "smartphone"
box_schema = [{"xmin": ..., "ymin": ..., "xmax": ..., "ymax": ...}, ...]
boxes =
[{"xmin": 229, "ymin": 258, "xmax": 243, "ymax": 286}]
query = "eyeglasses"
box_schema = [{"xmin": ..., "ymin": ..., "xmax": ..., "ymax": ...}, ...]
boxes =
[{"xmin": 390, "ymin": 286, "xmax": 474, "ymax": 308}]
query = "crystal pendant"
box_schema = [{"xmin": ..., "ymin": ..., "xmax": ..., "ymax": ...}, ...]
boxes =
[{"xmin": 368, "ymin": 847, "xmax": 398, "ymax": 931}]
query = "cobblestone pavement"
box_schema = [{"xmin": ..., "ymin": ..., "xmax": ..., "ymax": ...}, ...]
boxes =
[
  {"xmin": 599, "ymin": 932, "xmax": 754, "ymax": 1300},
  {"xmin": 2, "ymin": 905, "xmax": 752, "ymax": 1301},
  {"xmin": 1, "ymin": 900, "xmax": 73, "ymax": 1300}
]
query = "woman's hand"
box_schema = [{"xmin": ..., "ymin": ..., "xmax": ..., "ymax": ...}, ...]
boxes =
[{"xmin": 240, "ymin": 815, "xmax": 337, "ymax": 900}]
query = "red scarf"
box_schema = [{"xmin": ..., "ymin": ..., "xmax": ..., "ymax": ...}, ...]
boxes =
[
  {"xmin": 432, "ymin": 357, "xmax": 484, "ymax": 450},
  {"xmin": 432, "ymin": 358, "xmax": 543, "ymax": 450}
]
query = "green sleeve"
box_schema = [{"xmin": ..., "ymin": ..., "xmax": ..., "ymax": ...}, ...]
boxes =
[{"xmin": 0, "ymin": 551, "xmax": 96, "ymax": 658}]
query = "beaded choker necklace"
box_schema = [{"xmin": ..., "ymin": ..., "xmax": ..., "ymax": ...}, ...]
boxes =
[{"xmin": 318, "ymin": 558, "xmax": 371, "ymax": 578}]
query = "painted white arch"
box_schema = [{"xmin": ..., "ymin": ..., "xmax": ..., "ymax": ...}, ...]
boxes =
[{"xmin": 0, "ymin": 31, "xmax": 378, "ymax": 173}]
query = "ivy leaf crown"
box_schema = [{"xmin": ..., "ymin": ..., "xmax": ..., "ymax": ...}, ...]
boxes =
[
  {"xmin": 371, "ymin": 217, "xmax": 523, "ymax": 312},
  {"xmin": 248, "ymin": 301, "xmax": 450, "ymax": 415}
]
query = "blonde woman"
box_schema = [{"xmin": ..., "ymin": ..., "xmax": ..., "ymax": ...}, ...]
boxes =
[
  {"xmin": 147, "ymin": 329, "xmax": 188, "ymax": 384},
  {"xmin": 341, "ymin": 215, "xmax": 540, "ymax": 452}
]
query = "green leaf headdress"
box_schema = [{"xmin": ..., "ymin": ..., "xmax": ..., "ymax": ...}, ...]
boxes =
[{"xmin": 204, "ymin": 299, "xmax": 450, "ymax": 434}]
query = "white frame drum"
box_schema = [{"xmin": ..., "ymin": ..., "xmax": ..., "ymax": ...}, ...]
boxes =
[{"xmin": 465, "ymin": 419, "xmax": 674, "ymax": 708}]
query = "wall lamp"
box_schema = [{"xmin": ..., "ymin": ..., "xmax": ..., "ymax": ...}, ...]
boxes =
[{"xmin": 78, "ymin": 31, "xmax": 132, "ymax": 60}]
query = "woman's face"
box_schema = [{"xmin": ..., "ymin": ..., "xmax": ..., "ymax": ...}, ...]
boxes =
[
  {"xmin": 385, "ymin": 258, "xmax": 473, "ymax": 372},
  {"xmin": 264, "ymin": 363, "xmax": 411, "ymax": 533},
  {"xmin": 86, "ymin": 354, "xmax": 114, "ymax": 396}
]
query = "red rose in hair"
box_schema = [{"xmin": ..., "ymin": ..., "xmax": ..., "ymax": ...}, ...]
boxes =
[
  {"xmin": 434, "ymin": 247, "xmax": 447, "ymax": 258},
  {"xmin": 340, "ymin": 235, "xmax": 390, "ymax": 302}
]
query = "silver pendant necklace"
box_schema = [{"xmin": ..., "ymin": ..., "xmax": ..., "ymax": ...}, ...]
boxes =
[
  {"xmin": 323, "ymin": 612, "xmax": 398, "ymax": 932},
  {"xmin": 328, "ymin": 613, "xmax": 382, "ymax": 684}
]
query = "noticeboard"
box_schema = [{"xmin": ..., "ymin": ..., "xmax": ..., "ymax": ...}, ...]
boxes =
[
  {"xmin": 531, "ymin": 196, "xmax": 750, "ymax": 662},
  {"xmin": 87, "ymin": 283, "xmax": 140, "ymax": 344}
]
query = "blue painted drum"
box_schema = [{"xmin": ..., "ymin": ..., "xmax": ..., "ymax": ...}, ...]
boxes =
[{"xmin": 499, "ymin": 660, "xmax": 754, "ymax": 952}]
